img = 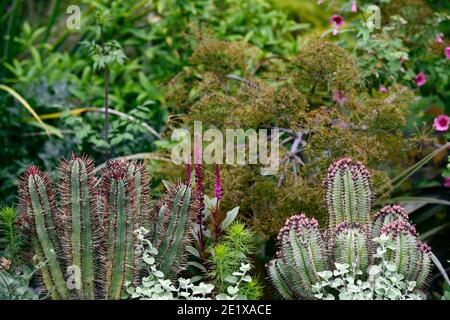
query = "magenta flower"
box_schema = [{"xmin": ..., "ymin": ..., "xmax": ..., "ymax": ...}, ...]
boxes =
[
  {"xmin": 436, "ymin": 33, "xmax": 444, "ymax": 44},
  {"xmin": 433, "ymin": 114, "xmax": 450, "ymax": 132},
  {"xmin": 186, "ymin": 163, "xmax": 191, "ymax": 185},
  {"xmin": 379, "ymin": 85, "xmax": 388, "ymax": 93},
  {"xmin": 332, "ymin": 90, "xmax": 348, "ymax": 106},
  {"xmin": 415, "ymin": 72, "xmax": 427, "ymax": 87},
  {"xmin": 445, "ymin": 47, "xmax": 450, "ymax": 59},
  {"xmin": 329, "ymin": 15, "xmax": 344, "ymax": 35},
  {"xmin": 215, "ymin": 163, "xmax": 221, "ymax": 201},
  {"xmin": 351, "ymin": 2, "xmax": 357, "ymax": 13},
  {"xmin": 444, "ymin": 177, "xmax": 450, "ymax": 188}
]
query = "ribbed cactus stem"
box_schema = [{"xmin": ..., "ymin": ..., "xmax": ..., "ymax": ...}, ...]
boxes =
[
  {"xmin": 19, "ymin": 166, "xmax": 69, "ymax": 299},
  {"xmin": 373, "ymin": 205, "xmax": 409, "ymax": 238},
  {"xmin": 101, "ymin": 160, "xmax": 137, "ymax": 300},
  {"xmin": 332, "ymin": 222, "xmax": 370, "ymax": 273},
  {"xmin": 59, "ymin": 156, "xmax": 97, "ymax": 299},
  {"xmin": 270, "ymin": 214, "xmax": 327, "ymax": 299},
  {"xmin": 416, "ymin": 241, "xmax": 432, "ymax": 289},
  {"xmin": 381, "ymin": 220, "xmax": 420, "ymax": 281},
  {"xmin": 325, "ymin": 158, "xmax": 372, "ymax": 229},
  {"xmin": 151, "ymin": 183, "xmax": 198, "ymax": 277}
]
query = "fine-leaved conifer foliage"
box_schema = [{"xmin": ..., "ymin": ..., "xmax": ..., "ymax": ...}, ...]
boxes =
[
  {"xmin": 267, "ymin": 158, "xmax": 433, "ymax": 300},
  {"xmin": 17, "ymin": 154, "xmax": 198, "ymax": 299},
  {"xmin": 160, "ymin": 37, "xmax": 427, "ymax": 236}
]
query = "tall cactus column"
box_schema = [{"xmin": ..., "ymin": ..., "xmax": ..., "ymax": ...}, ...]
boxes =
[
  {"xmin": 18, "ymin": 166, "xmax": 70, "ymax": 300},
  {"xmin": 101, "ymin": 160, "xmax": 144, "ymax": 299},
  {"xmin": 59, "ymin": 156, "xmax": 98, "ymax": 299}
]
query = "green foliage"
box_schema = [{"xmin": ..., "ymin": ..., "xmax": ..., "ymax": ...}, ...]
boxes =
[
  {"xmin": 208, "ymin": 223, "xmax": 263, "ymax": 300},
  {"xmin": 160, "ymin": 36, "xmax": 421, "ymax": 236},
  {"xmin": 313, "ymin": 236, "xmax": 425, "ymax": 300},
  {"xmin": 268, "ymin": 158, "xmax": 433, "ymax": 300},
  {"xmin": 0, "ymin": 206, "xmax": 22, "ymax": 267},
  {"xmin": 0, "ymin": 265, "xmax": 41, "ymax": 300},
  {"xmin": 127, "ymin": 227, "xmax": 256, "ymax": 300},
  {"xmin": 17, "ymin": 154, "xmax": 196, "ymax": 299}
]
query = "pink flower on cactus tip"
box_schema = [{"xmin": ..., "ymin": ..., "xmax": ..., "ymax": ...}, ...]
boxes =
[
  {"xmin": 445, "ymin": 47, "xmax": 450, "ymax": 59},
  {"xmin": 329, "ymin": 15, "xmax": 344, "ymax": 35},
  {"xmin": 351, "ymin": 2, "xmax": 357, "ymax": 13},
  {"xmin": 444, "ymin": 177, "xmax": 450, "ymax": 188},
  {"xmin": 415, "ymin": 72, "xmax": 427, "ymax": 87},
  {"xmin": 433, "ymin": 114, "xmax": 450, "ymax": 132}
]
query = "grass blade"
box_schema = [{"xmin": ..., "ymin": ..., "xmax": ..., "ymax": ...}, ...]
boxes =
[{"xmin": 0, "ymin": 84, "xmax": 54, "ymax": 137}]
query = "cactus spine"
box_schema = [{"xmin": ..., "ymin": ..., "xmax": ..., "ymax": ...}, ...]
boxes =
[
  {"xmin": 151, "ymin": 182, "xmax": 198, "ymax": 277},
  {"xmin": 59, "ymin": 155, "xmax": 98, "ymax": 299},
  {"xmin": 268, "ymin": 157, "xmax": 433, "ymax": 299},
  {"xmin": 268, "ymin": 214, "xmax": 327, "ymax": 299},
  {"xmin": 18, "ymin": 155, "xmax": 196, "ymax": 299},
  {"xmin": 19, "ymin": 166, "xmax": 69, "ymax": 299},
  {"xmin": 325, "ymin": 158, "xmax": 372, "ymax": 228}
]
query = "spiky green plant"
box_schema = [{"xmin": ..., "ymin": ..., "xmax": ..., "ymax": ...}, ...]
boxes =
[
  {"xmin": 268, "ymin": 157, "xmax": 433, "ymax": 300},
  {"xmin": 17, "ymin": 155, "xmax": 196, "ymax": 300}
]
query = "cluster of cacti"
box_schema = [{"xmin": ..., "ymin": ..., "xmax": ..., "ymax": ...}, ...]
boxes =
[
  {"xmin": 17, "ymin": 154, "xmax": 198, "ymax": 299},
  {"xmin": 267, "ymin": 157, "xmax": 433, "ymax": 299}
]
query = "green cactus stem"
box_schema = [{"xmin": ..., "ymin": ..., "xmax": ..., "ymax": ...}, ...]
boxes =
[
  {"xmin": 372, "ymin": 205, "xmax": 409, "ymax": 238},
  {"xmin": 332, "ymin": 222, "xmax": 370, "ymax": 274},
  {"xmin": 101, "ymin": 160, "xmax": 139, "ymax": 300},
  {"xmin": 59, "ymin": 155, "xmax": 98, "ymax": 299},
  {"xmin": 18, "ymin": 166, "xmax": 70, "ymax": 299},
  {"xmin": 325, "ymin": 158, "xmax": 372, "ymax": 229},
  {"xmin": 268, "ymin": 214, "xmax": 327, "ymax": 299},
  {"xmin": 150, "ymin": 182, "xmax": 198, "ymax": 277}
]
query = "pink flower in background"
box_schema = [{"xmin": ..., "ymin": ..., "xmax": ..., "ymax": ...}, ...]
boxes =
[
  {"xmin": 436, "ymin": 33, "xmax": 444, "ymax": 44},
  {"xmin": 351, "ymin": 2, "xmax": 358, "ymax": 13},
  {"xmin": 379, "ymin": 85, "xmax": 388, "ymax": 93},
  {"xmin": 332, "ymin": 90, "xmax": 348, "ymax": 106},
  {"xmin": 445, "ymin": 47, "xmax": 450, "ymax": 59},
  {"xmin": 433, "ymin": 114, "xmax": 450, "ymax": 132},
  {"xmin": 415, "ymin": 72, "xmax": 427, "ymax": 87},
  {"xmin": 329, "ymin": 15, "xmax": 344, "ymax": 35},
  {"xmin": 443, "ymin": 177, "xmax": 450, "ymax": 188}
]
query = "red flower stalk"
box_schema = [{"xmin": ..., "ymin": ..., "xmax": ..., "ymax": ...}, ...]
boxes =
[{"xmin": 215, "ymin": 163, "xmax": 221, "ymax": 201}]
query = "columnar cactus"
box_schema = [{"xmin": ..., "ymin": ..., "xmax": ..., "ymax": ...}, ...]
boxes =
[
  {"xmin": 150, "ymin": 182, "xmax": 198, "ymax": 277},
  {"xmin": 268, "ymin": 157, "xmax": 433, "ymax": 299},
  {"xmin": 331, "ymin": 222, "xmax": 370, "ymax": 274},
  {"xmin": 267, "ymin": 214, "xmax": 327, "ymax": 299},
  {"xmin": 18, "ymin": 166, "xmax": 69, "ymax": 300},
  {"xmin": 59, "ymin": 155, "xmax": 98, "ymax": 300},
  {"xmin": 17, "ymin": 154, "xmax": 196, "ymax": 300},
  {"xmin": 325, "ymin": 158, "xmax": 372, "ymax": 229}
]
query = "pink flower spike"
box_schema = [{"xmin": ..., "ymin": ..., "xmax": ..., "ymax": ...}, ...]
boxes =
[
  {"xmin": 445, "ymin": 47, "xmax": 450, "ymax": 59},
  {"xmin": 379, "ymin": 85, "xmax": 388, "ymax": 93},
  {"xmin": 433, "ymin": 114, "xmax": 450, "ymax": 132},
  {"xmin": 415, "ymin": 72, "xmax": 427, "ymax": 87},
  {"xmin": 351, "ymin": 2, "xmax": 357, "ymax": 13},
  {"xmin": 215, "ymin": 163, "xmax": 222, "ymax": 201},
  {"xmin": 444, "ymin": 177, "xmax": 450, "ymax": 188}
]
